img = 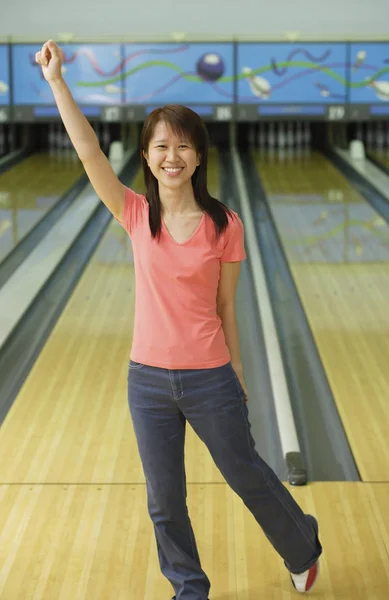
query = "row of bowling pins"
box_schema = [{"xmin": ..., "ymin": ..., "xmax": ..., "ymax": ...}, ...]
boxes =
[
  {"xmin": 248, "ymin": 121, "xmax": 312, "ymax": 160},
  {"xmin": 355, "ymin": 121, "xmax": 389, "ymax": 153},
  {"xmin": 48, "ymin": 123, "xmax": 111, "ymax": 160},
  {"xmin": 249, "ymin": 121, "xmax": 311, "ymax": 149}
]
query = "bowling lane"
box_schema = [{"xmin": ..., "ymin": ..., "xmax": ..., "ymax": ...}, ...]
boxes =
[
  {"xmin": 369, "ymin": 150, "xmax": 389, "ymax": 171},
  {"xmin": 254, "ymin": 150, "xmax": 389, "ymax": 482},
  {"xmin": 0, "ymin": 152, "xmax": 84, "ymax": 262},
  {"xmin": 0, "ymin": 150, "xmax": 227, "ymax": 486}
]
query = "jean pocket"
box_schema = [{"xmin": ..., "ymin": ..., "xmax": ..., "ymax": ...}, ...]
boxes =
[{"xmin": 129, "ymin": 360, "xmax": 146, "ymax": 370}]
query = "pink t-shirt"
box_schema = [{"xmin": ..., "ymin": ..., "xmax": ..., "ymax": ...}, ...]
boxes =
[{"xmin": 119, "ymin": 187, "xmax": 246, "ymax": 369}]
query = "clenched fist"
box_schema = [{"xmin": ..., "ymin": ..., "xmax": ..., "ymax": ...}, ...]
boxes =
[{"xmin": 35, "ymin": 40, "xmax": 64, "ymax": 83}]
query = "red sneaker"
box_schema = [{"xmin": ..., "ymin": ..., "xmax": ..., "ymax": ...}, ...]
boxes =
[{"xmin": 290, "ymin": 560, "xmax": 320, "ymax": 592}]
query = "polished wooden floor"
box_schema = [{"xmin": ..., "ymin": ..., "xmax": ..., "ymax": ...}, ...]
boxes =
[
  {"xmin": 0, "ymin": 151, "xmax": 84, "ymax": 261},
  {"xmin": 0, "ymin": 151, "xmax": 388, "ymax": 598},
  {"xmin": 255, "ymin": 150, "xmax": 389, "ymax": 483},
  {"xmin": 0, "ymin": 481, "xmax": 388, "ymax": 599}
]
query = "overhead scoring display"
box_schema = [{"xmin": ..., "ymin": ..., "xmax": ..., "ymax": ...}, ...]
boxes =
[
  {"xmin": 11, "ymin": 43, "xmax": 123, "ymax": 122},
  {"xmin": 0, "ymin": 45, "xmax": 10, "ymax": 123},
  {"xmin": 4, "ymin": 40, "xmax": 389, "ymax": 123},
  {"xmin": 348, "ymin": 43, "xmax": 389, "ymax": 120},
  {"xmin": 237, "ymin": 43, "xmax": 348, "ymax": 121},
  {"xmin": 122, "ymin": 43, "xmax": 234, "ymax": 121}
]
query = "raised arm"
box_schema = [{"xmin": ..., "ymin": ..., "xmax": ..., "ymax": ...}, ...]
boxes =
[{"xmin": 35, "ymin": 40, "xmax": 125, "ymax": 222}]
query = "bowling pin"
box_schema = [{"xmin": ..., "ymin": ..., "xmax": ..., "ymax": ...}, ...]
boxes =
[
  {"xmin": 370, "ymin": 80, "xmax": 389, "ymax": 101},
  {"xmin": 366, "ymin": 122, "xmax": 374, "ymax": 151},
  {"xmin": 268, "ymin": 122, "xmax": 276, "ymax": 149},
  {"xmin": 376, "ymin": 121, "xmax": 385, "ymax": 153},
  {"xmin": 277, "ymin": 122, "xmax": 286, "ymax": 149},
  {"xmin": 353, "ymin": 50, "xmax": 367, "ymax": 72},
  {"xmin": 303, "ymin": 122, "xmax": 311, "ymax": 158},
  {"xmin": 286, "ymin": 124, "xmax": 294, "ymax": 161},
  {"xmin": 242, "ymin": 67, "xmax": 271, "ymax": 99},
  {"xmin": 287, "ymin": 122, "xmax": 294, "ymax": 149},
  {"xmin": 296, "ymin": 122, "xmax": 303, "ymax": 147},
  {"xmin": 304, "ymin": 122, "xmax": 311, "ymax": 147},
  {"xmin": 268, "ymin": 122, "xmax": 276, "ymax": 160},
  {"xmin": 258, "ymin": 122, "xmax": 266, "ymax": 151},
  {"xmin": 294, "ymin": 122, "xmax": 302, "ymax": 160}
]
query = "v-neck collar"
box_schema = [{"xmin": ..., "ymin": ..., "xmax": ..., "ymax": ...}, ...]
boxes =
[{"xmin": 162, "ymin": 213, "xmax": 205, "ymax": 246}]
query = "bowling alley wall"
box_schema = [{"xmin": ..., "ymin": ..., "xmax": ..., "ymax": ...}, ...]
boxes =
[
  {"xmin": 0, "ymin": 40, "xmax": 389, "ymax": 125},
  {"xmin": 1, "ymin": 0, "xmax": 389, "ymax": 37}
]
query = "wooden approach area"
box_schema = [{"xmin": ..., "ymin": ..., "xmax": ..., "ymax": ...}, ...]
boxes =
[{"xmin": 0, "ymin": 151, "xmax": 388, "ymax": 598}]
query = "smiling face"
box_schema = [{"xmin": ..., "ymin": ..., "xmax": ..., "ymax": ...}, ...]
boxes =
[{"xmin": 143, "ymin": 120, "xmax": 201, "ymax": 192}]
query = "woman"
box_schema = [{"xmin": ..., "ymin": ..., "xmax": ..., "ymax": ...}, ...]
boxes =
[{"xmin": 36, "ymin": 40, "xmax": 322, "ymax": 600}]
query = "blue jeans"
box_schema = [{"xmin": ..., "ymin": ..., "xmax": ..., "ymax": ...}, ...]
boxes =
[{"xmin": 127, "ymin": 360, "xmax": 322, "ymax": 600}]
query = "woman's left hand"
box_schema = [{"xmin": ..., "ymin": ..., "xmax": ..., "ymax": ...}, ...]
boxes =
[{"xmin": 233, "ymin": 364, "xmax": 249, "ymax": 403}]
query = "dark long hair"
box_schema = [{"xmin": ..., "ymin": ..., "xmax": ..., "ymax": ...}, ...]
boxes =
[{"xmin": 140, "ymin": 104, "xmax": 234, "ymax": 240}]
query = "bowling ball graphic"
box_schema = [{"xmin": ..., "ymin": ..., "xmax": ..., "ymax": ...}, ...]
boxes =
[{"xmin": 196, "ymin": 53, "xmax": 225, "ymax": 82}]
